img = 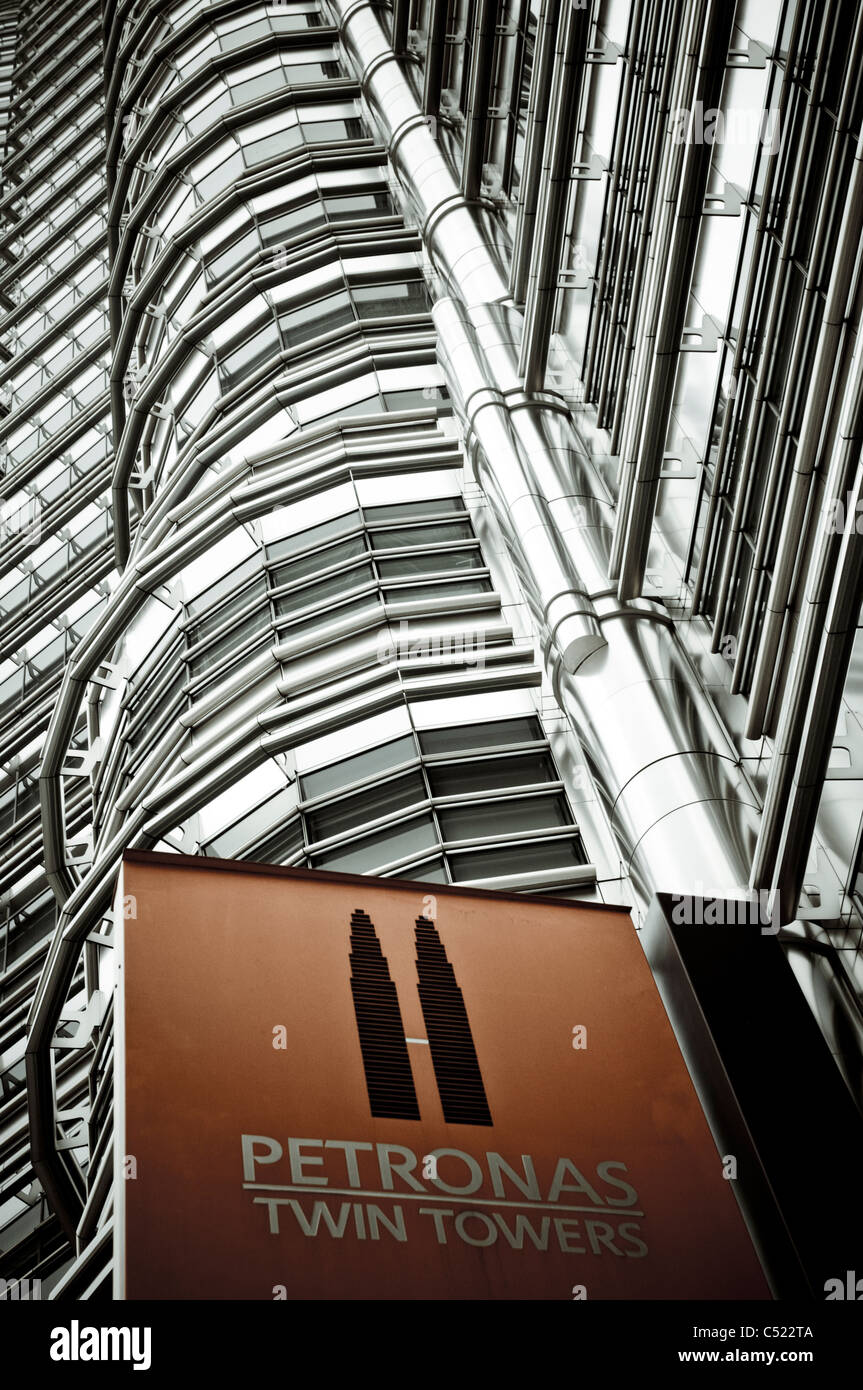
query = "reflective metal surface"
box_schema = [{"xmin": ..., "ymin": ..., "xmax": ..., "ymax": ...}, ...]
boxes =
[{"xmin": 1, "ymin": 0, "xmax": 861, "ymax": 1296}]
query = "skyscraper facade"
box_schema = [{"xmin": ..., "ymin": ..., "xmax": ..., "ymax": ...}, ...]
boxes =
[{"xmin": 1, "ymin": 0, "xmax": 861, "ymax": 1298}]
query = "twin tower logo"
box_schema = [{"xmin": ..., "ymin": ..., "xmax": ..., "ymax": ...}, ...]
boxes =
[{"xmin": 349, "ymin": 910, "xmax": 492, "ymax": 1127}]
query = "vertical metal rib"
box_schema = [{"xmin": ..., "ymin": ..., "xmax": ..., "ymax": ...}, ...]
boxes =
[
  {"xmin": 582, "ymin": 0, "xmax": 645, "ymax": 398},
  {"xmin": 752, "ymin": 285, "xmax": 863, "ymax": 912},
  {"xmin": 745, "ymin": 124, "xmax": 863, "ymax": 731},
  {"xmin": 517, "ymin": 0, "xmax": 589, "ymax": 391},
  {"xmin": 708, "ymin": 5, "xmax": 839, "ymax": 664},
  {"xmin": 461, "ymin": 0, "xmax": 497, "ymax": 200},
  {"xmin": 615, "ymin": 0, "xmax": 735, "ymax": 600},
  {"xmin": 596, "ymin": 0, "xmax": 679, "ymax": 430},
  {"xmin": 509, "ymin": 0, "xmax": 558, "ymax": 304},
  {"xmin": 422, "ymin": 0, "xmax": 449, "ymax": 118},
  {"xmin": 392, "ymin": 0, "xmax": 409, "ymax": 55},
  {"xmin": 689, "ymin": 0, "xmax": 807, "ymax": 615},
  {"xmin": 608, "ymin": 0, "xmax": 699, "ymax": 578}
]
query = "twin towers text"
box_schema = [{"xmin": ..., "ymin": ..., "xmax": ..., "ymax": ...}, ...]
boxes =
[{"xmin": 240, "ymin": 908, "xmax": 648, "ymax": 1259}]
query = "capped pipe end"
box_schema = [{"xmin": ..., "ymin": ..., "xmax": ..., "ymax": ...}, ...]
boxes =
[
  {"xmin": 545, "ymin": 600, "xmax": 607, "ymax": 674},
  {"xmin": 561, "ymin": 630, "xmax": 608, "ymax": 673}
]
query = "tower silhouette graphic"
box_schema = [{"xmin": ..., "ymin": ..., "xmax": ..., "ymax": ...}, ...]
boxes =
[
  {"xmin": 348, "ymin": 909, "xmax": 492, "ymax": 1126},
  {"xmin": 349, "ymin": 908, "xmax": 420, "ymax": 1120},
  {"xmin": 414, "ymin": 915, "xmax": 493, "ymax": 1125}
]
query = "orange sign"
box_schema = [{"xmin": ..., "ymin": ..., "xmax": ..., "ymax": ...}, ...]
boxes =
[{"xmin": 115, "ymin": 852, "xmax": 770, "ymax": 1299}]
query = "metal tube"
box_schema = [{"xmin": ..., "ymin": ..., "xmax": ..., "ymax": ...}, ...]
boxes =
[
  {"xmin": 392, "ymin": 0, "xmax": 409, "ymax": 55},
  {"xmin": 422, "ymin": 0, "xmax": 449, "ymax": 118},
  {"xmin": 585, "ymin": 0, "xmax": 653, "ymax": 403},
  {"xmin": 746, "ymin": 125, "xmax": 863, "ymax": 734},
  {"xmin": 595, "ymin": 0, "xmax": 673, "ymax": 425},
  {"xmin": 608, "ymin": 0, "xmax": 697, "ymax": 575},
  {"xmin": 338, "ymin": 0, "xmax": 760, "ymax": 897},
  {"xmin": 754, "ymin": 327, "xmax": 863, "ymax": 915},
  {"xmin": 461, "ymin": 0, "xmax": 496, "ymax": 200},
  {"xmin": 508, "ymin": 0, "xmax": 558, "ymax": 305},
  {"xmin": 616, "ymin": 0, "xmax": 735, "ymax": 600},
  {"xmin": 517, "ymin": 0, "xmax": 589, "ymax": 392},
  {"xmin": 710, "ymin": 5, "xmax": 840, "ymax": 664},
  {"xmin": 689, "ymin": 0, "xmax": 807, "ymax": 614}
]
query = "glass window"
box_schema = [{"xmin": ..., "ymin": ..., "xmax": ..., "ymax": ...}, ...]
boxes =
[
  {"xmin": 353, "ymin": 279, "xmax": 429, "ymax": 319},
  {"xmin": 364, "ymin": 498, "xmax": 465, "ymax": 522},
  {"xmin": 273, "ymin": 10, "xmax": 324, "ymax": 31},
  {"xmin": 313, "ymin": 813, "xmax": 437, "ymax": 872},
  {"xmin": 279, "ymin": 290, "xmax": 353, "ymax": 345},
  {"xmin": 383, "ymin": 387, "xmax": 450, "ymax": 411},
  {"xmin": 220, "ymin": 18, "xmax": 272, "ymax": 51},
  {"xmin": 427, "ymin": 752, "xmax": 556, "ymax": 796},
  {"xmin": 244, "ymin": 124, "xmax": 303, "ymax": 166},
  {"xmin": 438, "ymin": 794, "xmax": 573, "ymax": 841},
  {"xmin": 276, "ymin": 591, "xmax": 381, "ymax": 638},
  {"xmin": 323, "ymin": 191, "xmax": 393, "ymax": 221},
  {"xmin": 300, "ymin": 733, "xmax": 417, "ymax": 799},
  {"xmin": 383, "ymin": 578, "xmax": 493, "ymax": 602},
  {"xmin": 270, "ymin": 534, "xmax": 368, "ymax": 586},
  {"xmin": 208, "ymin": 230, "xmax": 261, "ymax": 282},
  {"xmin": 130, "ymin": 678, "xmax": 186, "ymax": 748},
  {"xmin": 370, "ymin": 520, "xmax": 474, "ymax": 549},
  {"xmin": 267, "ymin": 510, "xmax": 360, "ymax": 560},
  {"xmin": 394, "ymin": 857, "xmax": 448, "ymax": 883},
  {"xmin": 273, "ymin": 561, "xmax": 375, "ymax": 616},
  {"xmin": 188, "ymin": 607, "xmax": 270, "ymax": 677},
  {"xmin": 185, "ymin": 577, "xmax": 268, "ymax": 647},
  {"xmin": 419, "ymin": 716, "xmax": 544, "ymax": 755},
  {"xmin": 261, "ymin": 202, "xmax": 326, "ymax": 244},
  {"xmin": 229, "ymin": 69, "xmax": 287, "ymax": 106},
  {"xmin": 302, "ymin": 117, "xmax": 365, "ymax": 143},
  {"xmin": 376, "ymin": 549, "xmax": 483, "ymax": 577},
  {"xmin": 220, "ymin": 328, "xmax": 281, "ymax": 388},
  {"xmin": 196, "ymin": 150, "xmax": 244, "ymax": 202},
  {"xmin": 7, "ymin": 896, "xmax": 55, "ymax": 965},
  {"xmin": 285, "ymin": 61, "xmax": 343, "ymax": 84},
  {"xmin": 449, "ymin": 837, "xmax": 588, "ymax": 881},
  {"xmin": 305, "ymin": 771, "xmax": 426, "ymax": 842},
  {"xmin": 251, "ymin": 814, "xmax": 305, "ymax": 864},
  {"xmin": 205, "ymin": 787, "xmax": 296, "ymax": 858}
]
